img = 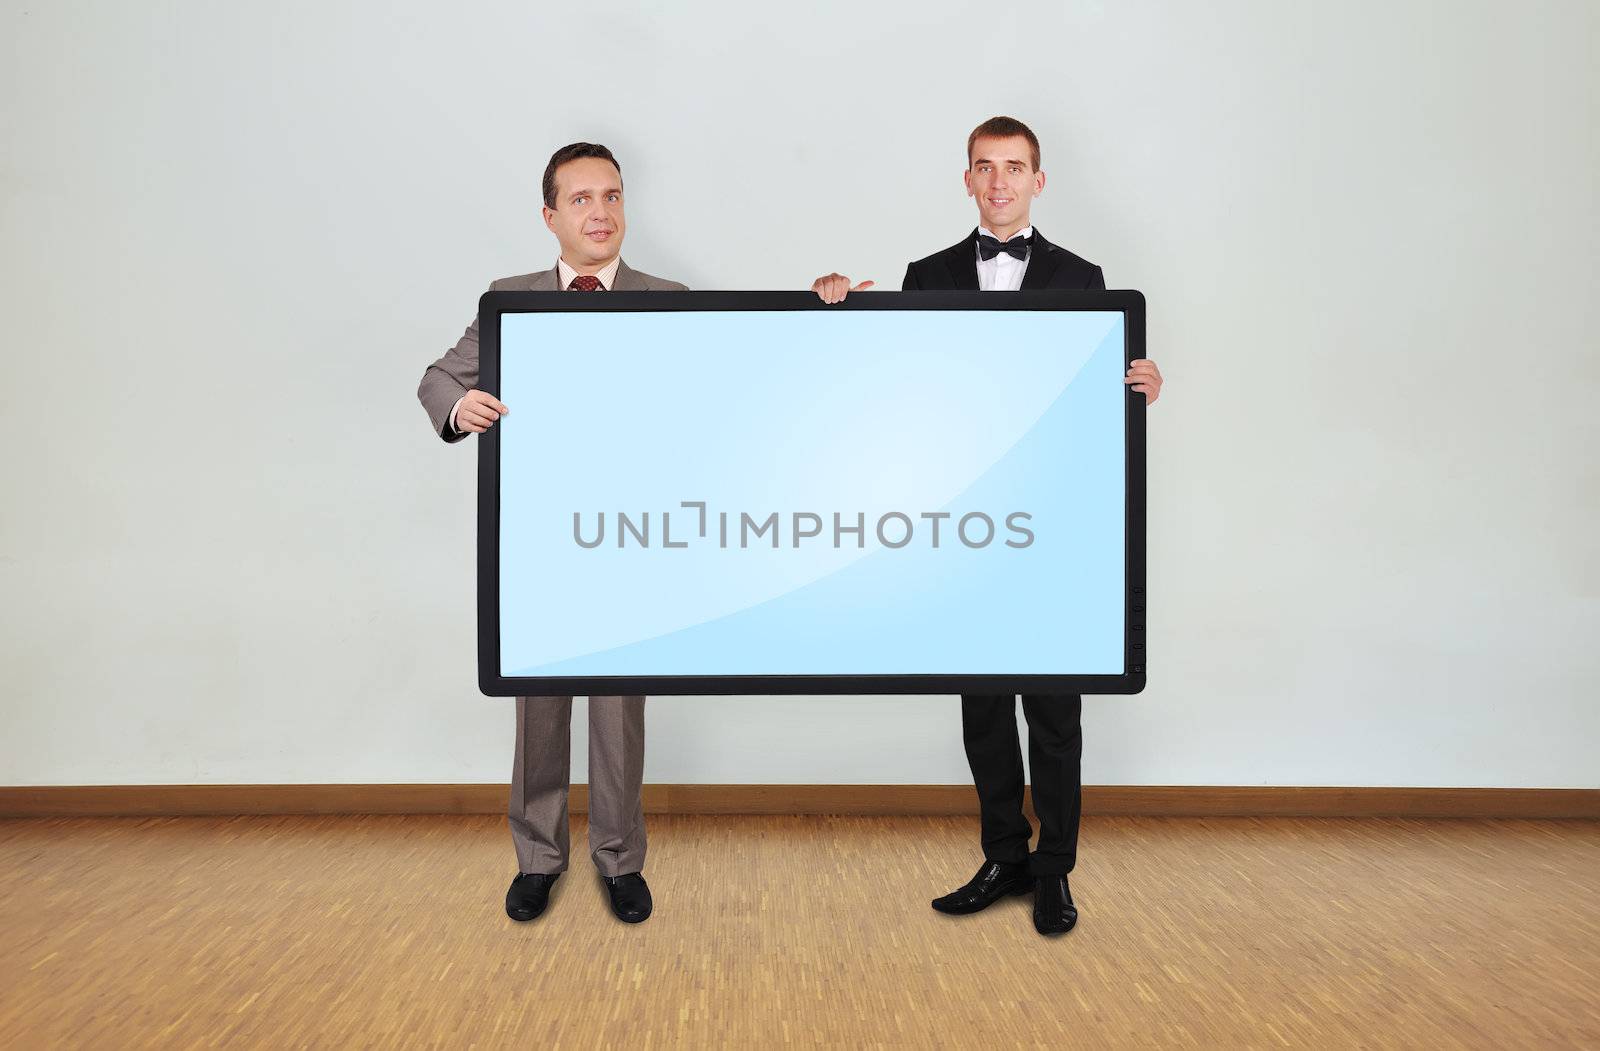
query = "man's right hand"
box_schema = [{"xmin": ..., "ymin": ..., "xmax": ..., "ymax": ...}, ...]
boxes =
[
  {"xmin": 455, "ymin": 389, "xmax": 510, "ymax": 433},
  {"xmin": 811, "ymin": 273, "xmax": 875, "ymax": 304}
]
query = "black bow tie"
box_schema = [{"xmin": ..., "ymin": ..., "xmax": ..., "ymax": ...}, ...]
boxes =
[{"xmin": 977, "ymin": 232, "xmax": 1033, "ymax": 261}]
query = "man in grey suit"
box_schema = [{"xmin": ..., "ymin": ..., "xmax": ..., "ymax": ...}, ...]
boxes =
[{"xmin": 417, "ymin": 142, "xmax": 686, "ymax": 925}]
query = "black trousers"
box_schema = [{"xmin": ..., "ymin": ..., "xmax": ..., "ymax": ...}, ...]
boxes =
[{"xmin": 960, "ymin": 694, "xmax": 1083, "ymax": 876}]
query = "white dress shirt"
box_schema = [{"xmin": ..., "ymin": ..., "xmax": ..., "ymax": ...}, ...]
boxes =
[
  {"xmin": 448, "ymin": 256, "xmax": 623, "ymax": 433},
  {"xmin": 975, "ymin": 225, "xmax": 1032, "ymax": 292},
  {"xmin": 556, "ymin": 255, "xmax": 621, "ymax": 293}
]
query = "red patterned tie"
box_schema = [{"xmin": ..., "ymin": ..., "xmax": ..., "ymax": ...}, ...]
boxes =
[{"xmin": 568, "ymin": 275, "xmax": 603, "ymax": 292}]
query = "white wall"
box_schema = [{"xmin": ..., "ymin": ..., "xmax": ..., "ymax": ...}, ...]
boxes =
[{"xmin": 2, "ymin": 0, "xmax": 1595, "ymax": 788}]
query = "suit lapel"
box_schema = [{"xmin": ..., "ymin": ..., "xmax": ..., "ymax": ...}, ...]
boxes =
[
  {"xmin": 524, "ymin": 268, "xmax": 560, "ymax": 292},
  {"xmin": 1020, "ymin": 228, "xmax": 1062, "ymax": 290},
  {"xmin": 612, "ymin": 259, "xmax": 648, "ymax": 292},
  {"xmin": 945, "ymin": 229, "xmax": 980, "ymax": 290}
]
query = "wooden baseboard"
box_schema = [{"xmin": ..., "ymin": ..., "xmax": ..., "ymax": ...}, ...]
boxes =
[{"xmin": 0, "ymin": 784, "xmax": 1595, "ymax": 819}]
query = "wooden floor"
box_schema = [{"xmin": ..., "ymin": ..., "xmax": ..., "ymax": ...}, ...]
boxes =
[{"xmin": 2, "ymin": 814, "xmax": 1597, "ymax": 1049}]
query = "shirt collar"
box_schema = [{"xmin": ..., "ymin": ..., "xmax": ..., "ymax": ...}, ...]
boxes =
[
  {"xmin": 977, "ymin": 225, "xmax": 1033, "ymax": 245},
  {"xmin": 556, "ymin": 256, "xmax": 623, "ymax": 290}
]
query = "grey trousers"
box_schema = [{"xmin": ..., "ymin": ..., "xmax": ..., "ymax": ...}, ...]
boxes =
[{"xmin": 509, "ymin": 695, "xmax": 647, "ymax": 877}]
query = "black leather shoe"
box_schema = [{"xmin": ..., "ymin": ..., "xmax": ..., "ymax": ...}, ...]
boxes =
[
  {"xmin": 1033, "ymin": 874, "xmax": 1078, "ymax": 935},
  {"xmin": 602, "ymin": 872, "xmax": 653, "ymax": 923},
  {"xmin": 931, "ymin": 861, "xmax": 1035, "ymax": 915},
  {"xmin": 506, "ymin": 871, "xmax": 559, "ymax": 922}
]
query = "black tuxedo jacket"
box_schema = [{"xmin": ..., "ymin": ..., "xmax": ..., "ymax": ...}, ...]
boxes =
[{"xmin": 901, "ymin": 228, "xmax": 1104, "ymax": 291}]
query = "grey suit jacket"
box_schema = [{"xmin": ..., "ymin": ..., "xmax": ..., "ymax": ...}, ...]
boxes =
[{"xmin": 417, "ymin": 260, "xmax": 689, "ymax": 442}]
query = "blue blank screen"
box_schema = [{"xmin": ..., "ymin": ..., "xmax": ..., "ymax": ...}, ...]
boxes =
[{"xmin": 498, "ymin": 308, "xmax": 1126, "ymax": 678}]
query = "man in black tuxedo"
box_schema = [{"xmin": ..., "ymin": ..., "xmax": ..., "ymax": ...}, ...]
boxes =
[{"xmin": 812, "ymin": 115, "xmax": 1163, "ymax": 937}]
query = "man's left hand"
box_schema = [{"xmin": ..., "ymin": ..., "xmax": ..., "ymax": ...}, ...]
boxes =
[{"xmin": 1125, "ymin": 359, "xmax": 1163, "ymax": 404}]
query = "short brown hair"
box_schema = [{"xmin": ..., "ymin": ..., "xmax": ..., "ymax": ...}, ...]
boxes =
[
  {"xmin": 966, "ymin": 116, "xmax": 1040, "ymax": 171},
  {"xmin": 542, "ymin": 142, "xmax": 623, "ymax": 209}
]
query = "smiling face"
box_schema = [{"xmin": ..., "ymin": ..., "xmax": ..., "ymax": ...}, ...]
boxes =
[
  {"xmin": 963, "ymin": 134, "xmax": 1045, "ymax": 241},
  {"xmin": 541, "ymin": 156, "xmax": 626, "ymax": 272}
]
